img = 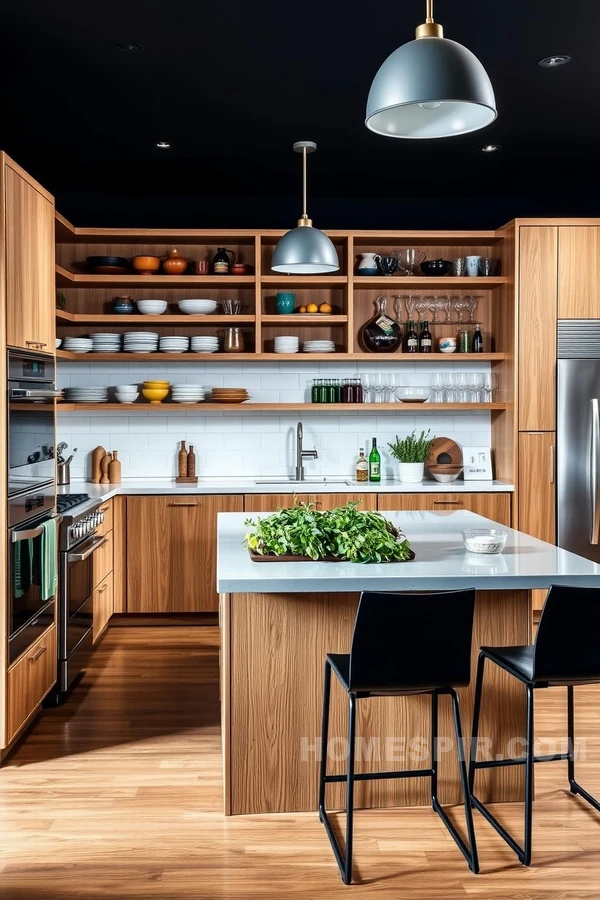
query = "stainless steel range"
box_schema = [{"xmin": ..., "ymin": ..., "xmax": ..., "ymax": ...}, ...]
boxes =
[{"xmin": 56, "ymin": 497, "xmax": 107, "ymax": 699}]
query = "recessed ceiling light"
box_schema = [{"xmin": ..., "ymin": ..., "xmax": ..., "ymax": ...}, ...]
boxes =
[
  {"xmin": 113, "ymin": 42, "xmax": 143, "ymax": 52},
  {"xmin": 538, "ymin": 54, "xmax": 571, "ymax": 68},
  {"xmin": 481, "ymin": 144, "xmax": 502, "ymax": 152},
  {"xmin": 156, "ymin": 141, "xmax": 171, "ymax": 150}
]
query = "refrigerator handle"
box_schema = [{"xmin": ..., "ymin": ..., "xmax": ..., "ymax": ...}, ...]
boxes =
[
  {"xmin": 590, "ymin": 399, "xmax": 600, "ymax": 545},
  {"xmin": 549, "ymin": 444, "xmax": 555, "ymax": 484}
]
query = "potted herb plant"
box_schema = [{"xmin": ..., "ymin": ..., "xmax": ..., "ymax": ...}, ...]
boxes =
[{"xmin": 387, "ymin": 430, "xmax": 435, "ymax": 484}]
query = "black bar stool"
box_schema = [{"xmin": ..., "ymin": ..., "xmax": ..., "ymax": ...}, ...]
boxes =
[
  {"xmin": 318, "ymin": 589, "xmax": 479, "ymax": 884},
  {"xmin": 469, "ymin": 584, "xmax": 600, "ymax": 866}
]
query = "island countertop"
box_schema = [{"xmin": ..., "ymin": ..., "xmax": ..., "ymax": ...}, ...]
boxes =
[{"xmin": 216, "ymin": 509, "xmax": 600, "ymax": 593}]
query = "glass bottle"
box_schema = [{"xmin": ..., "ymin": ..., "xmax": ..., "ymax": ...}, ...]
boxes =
[
  {"xmin": 473, "ymin": 323, "xmax": 484, "ymax": 353},
  {"xmin": 317, "ymin": 379, "xmax": 329, "ymax": 403},
  {"xmin": 223, "ymin": 327, "xmax": 245, "ymax": 353},
  {"xmin": 360, "ymin": 297, "xmax": 403, "ymax": 353},
  {"xmin": 406, "ymin": 320, "xmax": 419, "ymax": 354},
  {"xmin": 353, "ymin": 377, "xmax": 364, "ymax": 403},
  {"xmin": 311, "ymin": 379, "xmax": 321, "ymax": 403},
  {"xmin": 212, "ymin": 247, "xmax": 234, "ymax": 274},
  {"xmin": 342, "ymin": 379, "xmax": 354, "ymax": 403},
  {"xmin": 458, "ymin": 328, "xmax": 472, "ymax": 353},
  {"xmin": 356, "ymin": 448, "xmax": 368, "ymax": 482},
  {"xmin": 369, "ymin": 438, "xmax": 381, "ymax": 483},
  {"xmin": 419, "ymin": 320, "xmax": 433, "ymax": 353}
]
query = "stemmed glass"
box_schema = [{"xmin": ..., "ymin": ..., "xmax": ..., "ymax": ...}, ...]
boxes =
[
  {"xmin": 441, "ymin": 295, "xmax": 453, "ymax": 323},
  {"xmin": 455, "ymin": 373, "xmax": 470, "ymax": 402},
  {"xmin": 428, "ymin": 295, "xmax": 440, "ymax": 323},
  {"xmin": 481, "ymin": 372, "xmax": 498, "ymax": 403},
  {"xmin": 467, "ymin": 295, "xmax": 478, "ymax": 323},
  {"xmin": 394, "ymin": 296, "xmax": 404, "ymax": 322},
  {"xmin": 415, "ymin": 297, "xmax": 429, "ymax": 322},
  {"xmin": 429, "ymin": 373, "xmax": 444, "ymax": 403},
  {"xmin": 384, "ymin": 373, "xmax": 396, "ymax": 402},
  {"xmin": 405, "ymin": 294, "xmax": 417, "ymax": 321},
  {"xmin": 441, "ymin": 372, "xmax": 456, "ymax": 403},
  {"xmin": 467, "ymin": 372, "xmax": 485, "ymax": 402},
  {"xmin": 455, "ymin": 297, "xmax": 469, "ymax": 323}
]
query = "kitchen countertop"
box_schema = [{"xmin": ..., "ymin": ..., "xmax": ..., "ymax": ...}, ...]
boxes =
[
  {"xmin": 59, "ymin": 478, "xmax": 513, "ymax": 515},
  {"xmin": 216, "ymin": 509, "xmax": 600, "ymax": 593}
]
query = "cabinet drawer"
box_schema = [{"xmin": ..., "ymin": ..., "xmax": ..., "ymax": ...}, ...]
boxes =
[
  {"xmin": 6, "ymin": 624, "xmax": 57, "ymax": 743},
  {"xmin": 93, "ymin": 528, "xmax": 113, "ymax": 587},
  {"xmin": 96, "ymin": 500, "xmax": 113, "ymax": 536},
  {"xmin": 93, "ymin": 572, "xmax": 114, "ymax": 643},
  {"xmin": 378, "ymin": 493, "xmax": 511, "ymax": 526}
]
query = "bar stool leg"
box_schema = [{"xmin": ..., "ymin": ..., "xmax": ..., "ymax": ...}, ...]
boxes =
[
  {"xmin": 468, "ymin": 654, "xmax": 486, "ymax": 796},
  {"xmin": 430, "ymin": 691, "xmax": 438, "ymax": 809},
  {"xmin": 344, "ymin": 694, "xmax": 357, "ymax": 885},
  {"xmin": 451, "ymin": 689, "xmax": 480, "ymax": 874},
  {"xmin": 523, "ymin": 684, "xmax": 535, "ymax": 866},
  {"xmin": 567, "ymin": 684, "xmax": 576, "ymax": 791},
  {"xmin": 318, "ymin": 661, "xmax": 332, "ymax": 819}
]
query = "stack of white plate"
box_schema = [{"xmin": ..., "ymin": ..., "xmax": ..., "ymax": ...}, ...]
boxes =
[
  {"xmin": 178, "ymin": 299, "xmax": 217, "ymax": 315},
  {"xmin": 170, "ymin": 383, "xmax": 207, "ymax": 404},
  {"xmin": 91, "ymin": 333, "xmax": 121, "ymax": 353},
  {"xmin": 62, "ymin": 337, "xmax": 93, "ymax": 354},
  {"xmin": 159, "ymin": 335, "xmax": 189, "ymax": 353},
  {"xmin": 123, "ymin": 332, "xmax": 159, "ymax": 353},
  {"xmin": 274, "ymin": 335, "xmax": 299, "ymax": 354},
  {"xmin": 64, "ymin": 386, "xmax": 108, "ymax": 403},
  {"xmin": 190, "ymin": 335, "xmax": 220, "ymax": 354},
  {"xmin": 303, "ymin": 340, "xmax": 336, "ymax": 353}
]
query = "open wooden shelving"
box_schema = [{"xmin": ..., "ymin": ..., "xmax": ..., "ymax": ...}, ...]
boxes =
[
  {"xmin": 56, "ymin": 310, "xmax": 256, "ymax": 325},
  {"xmin": 56, "ymin": 264, "xmax": 255, "ymax": 288},
  {"xmin": 57, "ymin": 401, "xmax": 509, "ymax": 413},
  {"xmin": 56, "ymin": 349, "xmax": 507, "ymax": 363}
]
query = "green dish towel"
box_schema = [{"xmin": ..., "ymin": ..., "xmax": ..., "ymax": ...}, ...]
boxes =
[{"xmin": 39, "ymin": 518, "xmax": 57, "ymax": 602}]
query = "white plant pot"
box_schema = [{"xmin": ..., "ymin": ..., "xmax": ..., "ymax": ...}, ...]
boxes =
[{"xmin": 398, "ymin": 462, "xmax": 425, "ymax": 484}]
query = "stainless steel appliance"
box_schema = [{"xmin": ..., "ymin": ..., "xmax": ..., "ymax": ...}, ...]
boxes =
[
  {"xmin": 56, "ymin": 499, "xmax": 106, "ymax": 698},
  {"xmin": 557, "ymin": 320, "xmax": 600, "ymax": 562},
  {"xmin": 8, "ymin": 349, "xmax": 61, "ymax": 497}
]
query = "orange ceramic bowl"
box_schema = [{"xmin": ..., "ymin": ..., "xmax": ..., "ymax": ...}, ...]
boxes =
[{"xmin": 132, "ymin": 255, "xmax": 161, "ymax": 275}]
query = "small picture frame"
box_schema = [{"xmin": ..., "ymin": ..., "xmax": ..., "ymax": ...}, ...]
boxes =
[{"xmin": 462, "ymin": 446, "xmax": 493, "ymax": 481}]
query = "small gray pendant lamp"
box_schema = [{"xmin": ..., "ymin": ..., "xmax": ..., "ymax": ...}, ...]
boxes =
[
  {"xmin": 271, "ymin": 141, "xmax": 339, "ymax": 274},
  {"xmin": 365, "ymin": 0, "xmax": 496, "ymax": 139}
]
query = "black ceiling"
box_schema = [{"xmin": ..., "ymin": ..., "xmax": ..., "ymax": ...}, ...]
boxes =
[{"xmin": 0, "ymin": 0, "xmax": 597, "ymax": 228}]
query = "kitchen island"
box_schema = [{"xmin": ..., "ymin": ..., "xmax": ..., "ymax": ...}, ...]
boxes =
[{"xmin": 217, "ymin": 509, "xmax": 600, "ymax": 816}]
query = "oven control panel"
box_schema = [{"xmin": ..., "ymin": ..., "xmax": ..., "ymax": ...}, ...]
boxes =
[{"xmin": 69, "ymin": 510, "xmax": 104, "ymax": 542}]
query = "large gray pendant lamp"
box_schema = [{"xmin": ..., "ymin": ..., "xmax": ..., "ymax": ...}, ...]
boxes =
[
  {"xmin": 271, "ymin": 141, "xmax": 339, "ymax": 274},
  {"xmin": 365, "ymin": 0, "xmax": 496, "ymax": 139}
]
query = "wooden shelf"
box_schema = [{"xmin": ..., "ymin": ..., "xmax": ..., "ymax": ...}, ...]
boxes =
[
  {"xmin": 57, "ymin": 401, "xmax": 509, "ymax": 412},
  {"xmin": 260, "ymin": 314, "xmax": 348, "ymax": 324},
  {"xmin": 56, "ymin": 349, "xmax": 507, "ymax": 362},
  {"xmin": 55, "ymin": 264, "xmax": 255, "ymax": 287},
  {"xmin": 56, "ymin": 310, "xmax": 255, "ymax": 325},
  {"xmin": 261, "ymin": 275, "xmax": 348, "ymax": 287},
  {"xmin": 353, "ymin": 276, "xmax": 508, "ymax": 288}
]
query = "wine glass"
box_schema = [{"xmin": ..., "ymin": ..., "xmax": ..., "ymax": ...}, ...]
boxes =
[
  {"xmin": 441, "ymin": 295, "xmax": 453, "ymax": 323},
  {"xmin": 383, "ymin": 372, "xmax": 396, "ymax": 402},
  {"xmin": 415, "ymin": 296, "xmax": 429, "ymax": 322},
  {"xmin": 455, "ymin": 373, "xmax": 470, "ymax": 403},
  {"xmin": 441, "ymin": 372, "xmax": 456, "ymax": 403},
  {"xmin": 467, "ymin": 372, "xmax": 485, "ymax": 403},
  {"xmin": 397, "ymin": 248, "xmax": 426, "ymax": 275},
  {"xmin": 481, "ymin": 371, "xmax": 498, "ymax": 403},
  {"xmin": 394, "ymin": 296, "xmax": 404, "ymax": 322},
  {"xmin": 427, "ymin": 295, "xmax": 440, "ymax": 323},
  {"xmin": 371, "ymin": 374, "xmax": 386, "ymax": 403},
  {"xmin": 405, "ymin": 294, "xmax": 417, "ymax": 321},
  {"xmin": 467, "ymin": 295, "xmax": 478, "ymax": 323},
  {"xmin": 455, "ymin": 297, "xmax": 469, "ymax": 323},
  {"xmin": 429, "ymin": 373, "xmax": 444, "ymax": 403}
]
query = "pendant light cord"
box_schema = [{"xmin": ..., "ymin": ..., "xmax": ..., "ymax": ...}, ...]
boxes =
[{"xmin": 302, "ymin": 146, "xmax": 308, "ymax": 218}]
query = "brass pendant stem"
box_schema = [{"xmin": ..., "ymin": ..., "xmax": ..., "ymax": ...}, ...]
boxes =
[
  {"xmin": 302, "ymin": 146, "xmax": 307, "ymax": 219},
  {"xmin": 426, "ymin": 0, "xmax": 433, "ymax": 22},
  {"xmin": 416, "ymin": 0, "xmax": 443, "ymax": 37}
]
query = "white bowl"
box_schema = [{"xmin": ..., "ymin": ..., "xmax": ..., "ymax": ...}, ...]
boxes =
[
  {"xmin": 55, "ymin": 339, "xmax": 62, "ymax": 349},
  {"xmin": 137, "ymin": 300, "xmax": 168, "ymax": 314},
  {"xmin": 178, "ymin": 299, "xmax": 217, "ymax": 315},
  {"xmin": 115, "ymin": 392, "xmax": 139, "ymax": 403},
  {"xmin": 462, "ymin": 529, "xmax": 508, "ymax": 555}
]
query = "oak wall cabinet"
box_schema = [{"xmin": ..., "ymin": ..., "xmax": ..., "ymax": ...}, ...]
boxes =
[
  {"xmin": 377, "ymin": 491, "xmax": 511, "ymax": 525},
  {"xmin": 558, "ymin": 226, "xmax": 600, "ymax": 319},
  {"xmin": 4, "ymin": 156, "xmax": 55, "ymax": 353},
  {"xmin": 5, "ymin": 625, "xmax": 57, "ymax": 745},
  {"xmin": 518, "ymin": 432, "xmax": 556, "ymax": 611},
  {"xmin": 127, "ymin": 495, "xmax": 243, "ymax": 613}
]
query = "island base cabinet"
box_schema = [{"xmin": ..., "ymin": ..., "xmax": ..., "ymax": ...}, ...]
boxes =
[
  {"xmin": 93, "ymin": 573, "xmax": 113, "ymax": 644},
  {"xmin": 127, "ymin": 495, "xmax": 243, "ymax": 613},
  {"xmin": 6, "ymin": 625, "xmax": 57, "ymax": 745},
  {"xmin": 377, "ymin": 492, "xmax": 511, "ymax": 525},
  {"xmin": 222, "ymin": 590, "xmax": 530, "ymax": 816}
]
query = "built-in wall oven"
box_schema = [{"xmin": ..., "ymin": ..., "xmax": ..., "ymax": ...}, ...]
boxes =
[{"xmin": 7, "ymin": 350, "xmax": 62, "ymax": 663}]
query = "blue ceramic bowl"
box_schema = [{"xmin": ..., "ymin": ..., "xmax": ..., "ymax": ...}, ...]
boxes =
[{"xmin": 420, "ymin": 259, "xmax": 452, "ymax": 276}]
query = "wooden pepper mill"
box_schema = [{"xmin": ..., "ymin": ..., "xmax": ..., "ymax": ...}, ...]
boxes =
[
  {"xmin": 187, "ymin": 445, "xmax": 196, "ymax": 478},
  {"xmin": 100, "ymin": 453, "xmax": 111, "ymax": 485},
  {"xmin": 108, "ymin": 450, "xmax": 121, "ymax": 484},
  {"xmin": 91, "ymin": 446, "xmax": 106, "ymax": 483},
  {"xmin": 178, "ymin": 440, "xmax": 188, "ymax": 476},
  {"xmin": 176, "ymin": 438, "xmax": 198, "ymax": 484}
]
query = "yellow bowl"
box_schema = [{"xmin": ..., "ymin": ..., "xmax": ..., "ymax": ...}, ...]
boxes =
[
  {"xmin": 143, "ymin": 380, "xmax": 170, "ymax": 386},
  {"xmin": 142, "ymin": 387, "xmax": 169, "ymax": 404}
]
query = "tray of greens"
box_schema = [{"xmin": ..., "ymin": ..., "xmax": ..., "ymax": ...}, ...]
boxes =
[{"xmin": 244, "ymin": 500, "xmax": 414, "ymax": 564}]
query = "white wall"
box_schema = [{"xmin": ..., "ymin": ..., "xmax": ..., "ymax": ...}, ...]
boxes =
[{"xmin": 57, "ymin": 359, "xmax": 492, "ymax": 480}]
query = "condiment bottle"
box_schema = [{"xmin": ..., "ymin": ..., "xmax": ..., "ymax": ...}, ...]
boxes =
[
  {"xmin": 212, "ymin": 247, "xmax": 235, "ymax": 274},
  {"xmin": 369, "ymin": 439, "xmax": 381, "ymax": 483},
  {"xmin": 419, "ymin": 320, "xmax": 432, "ymax": 353},
  {"xmin": 356, "ymin": 448, "xmax": 368, "ymax": 482},
  {"xmin": 406, "ymin": 320, "xmax": 418, "ymax": 353},
  {"xmin": 458, "ymin": 328, "xmax": 472, "ymax": 353},
  {"xmin": 108, "ymin": 450, "xmax": 121, "ymax": 484},
  {"xmin": 187, "ymin": 445, "xmax": 196, "ymax": 478},
  {"xmin": 178, "ymin": 440, "xmax": 188, "ymax": 477},
  {"xmin": 473, "ymin": 323, "xmax": 484, "ymax": 353}
]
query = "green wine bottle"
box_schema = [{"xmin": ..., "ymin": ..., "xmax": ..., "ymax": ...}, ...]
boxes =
[{"xmin": 369, "ymin": 438, "xmax": 381, "ymax": 483}]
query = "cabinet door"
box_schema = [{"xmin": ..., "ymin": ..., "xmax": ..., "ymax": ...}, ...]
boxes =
[
  {"xmin": 519, "ymin": 226, "xmax": 557, "ymax": 431},
  {"xmin": 558, "ymin": 226, "xmax": 600, "ymax": 318},
  {"xmin": 5, "ymin": 163, "xmax": 55, "ymax": 353},
  {"xmin": 93, "ymin": 573, "xmax": 113, "ymax": 643},
  {"xmin": 6, "ymin": 625, "xmax": 56, "ymax": 744},
  {"xmin": 519, "ymin": 432, "xmax": 556, "ymax": 612},
  {"xmin": 312, "ymin": 493, "xmax": 377, "ymax": 511},
  {"xmin": 127, "ymin": 495, "xmax": 243, "ymax": 613},
  {"xmin": 244, "ymin": 493, "xmax": 377, "ymax": 512},
  {"xmin": 378, "ymin": 492, "xmax": 511, "ymax": 526}
]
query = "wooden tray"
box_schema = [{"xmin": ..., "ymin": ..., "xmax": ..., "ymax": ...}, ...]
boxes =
[{"xmin": 249, "ymin": 549, "xmax": 415, "ymax": 563}]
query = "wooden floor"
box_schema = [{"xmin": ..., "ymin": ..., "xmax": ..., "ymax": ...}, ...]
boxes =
[{"xmin": 1, "ymin": 626, "xmax": 599, "ymax": 899}]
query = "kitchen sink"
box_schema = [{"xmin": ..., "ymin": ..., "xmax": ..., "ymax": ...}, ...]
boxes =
[{"xmin": 254, "ymin": 478, "xmax": 354, "ymax": 485}]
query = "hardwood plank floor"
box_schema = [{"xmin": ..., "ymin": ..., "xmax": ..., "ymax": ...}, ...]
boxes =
[{"xmin": 1, "ymin": 626, "xmax": 599, "ymax": 898}]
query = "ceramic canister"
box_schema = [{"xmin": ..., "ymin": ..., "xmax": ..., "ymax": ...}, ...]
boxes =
[
  {"xmin": 357, "ymin": 253, "xmax": 380, "ymax": 275},
  {"xmin": 465, "ymin": 255, "xmax": 482, "ymax": 276},
  {"xmin": 276, "ymin": 292, "xmax": 296, "ymax": 314}
]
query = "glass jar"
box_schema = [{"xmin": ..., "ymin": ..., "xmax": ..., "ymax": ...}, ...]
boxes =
[
  {"xmin": 311, "ymin": 379, "xmax": 321, "ymax": 403},
  {"xmin": 353, "ymin": 377, "xmax": 364, "ymax": 403},
  {"xmin": 223, "ymin": 327, "xmax": 245, "ymax": 353},
  {"xmin": 458, "ymin": 328, "xmax": 472, "ymax": 353},
  {"xmin": 342, "ymin": 379, "xmax": 354, "ymax": 403}
]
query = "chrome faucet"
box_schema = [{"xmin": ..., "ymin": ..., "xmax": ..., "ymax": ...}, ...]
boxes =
[{"xmin": 295, "ymin": 421, "xmax": 318, "ymax": 481}]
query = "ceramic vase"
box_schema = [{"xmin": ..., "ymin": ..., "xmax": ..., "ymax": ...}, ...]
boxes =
[
  {"xmin": 357, "ymin": 253, "xmax": 380, "ymax": 276},
  {"xmin": 398, "ymin": 462, "xmax": 425, "ymax": 484}
]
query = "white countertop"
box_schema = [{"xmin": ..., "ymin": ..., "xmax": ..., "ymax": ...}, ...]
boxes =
[
  {"xmin": 59, "ymin": 478, "xmax": 513, "ymax": 515},
  {"xmin": 216, "ymin": 510, "xmax": 600, "ymax": 593}
]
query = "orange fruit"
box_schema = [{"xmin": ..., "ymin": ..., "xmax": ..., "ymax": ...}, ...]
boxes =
[
  {"xmin": 299, "ymin": 305, "xmax": 307, "ymax": 313},
  {"xmin": 307, "ymin": 303, "xmax": 319, "ymax": 313},
  {"xmin": 319, "ymin": 302, "xmax": 332, "ymax": 313}
]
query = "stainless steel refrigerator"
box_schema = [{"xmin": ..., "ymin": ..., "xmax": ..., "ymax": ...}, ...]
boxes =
[{"xmin": 557, "ymin": 320, "xmax": 600, "ymax": 563}]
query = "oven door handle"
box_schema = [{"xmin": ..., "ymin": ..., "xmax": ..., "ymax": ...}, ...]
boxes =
[
  {"xmin": 10, "ymin": 388, "xmax": 63, "ymax": 399},
  {"xmin": 67, "ymin": 535, "xmax": 107, "ymax": 562},
  {"xmin": 11, "ymin": 524, "xmax": 46, "ymax": 542}
]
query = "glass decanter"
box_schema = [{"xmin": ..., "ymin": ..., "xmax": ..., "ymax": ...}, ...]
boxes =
[{"xmin": 359, "ymin": 297, "xmax": 403, "ymax": 353}]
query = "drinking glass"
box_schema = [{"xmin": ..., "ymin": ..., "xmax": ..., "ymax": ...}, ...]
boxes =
[
  {"xmin": 451, "ymin": 257, "xmax": 467, "ymax": 276},
  {"xmin": 429, "ymin": 373, "xmax": 444, "ymax": 403},
  {"xmin": 441, "ymin": 295, "xmax": 453, "ymax": 322},
  {"xmin": 415, "ymin": 297, "xmax": 429, "ymax": 322},
  {"xmin": 397, "ymin": 248, "xmax": 427, "ymax": 275},
  {"xmin": 372, "ymin": 374, "xmax": 386, "ymax": 403},
  {"xmin": 454, "ymin": 372, "xmax": 470, "ymax": 402},
  {"xmin": 405, "ymin": 294, "xmax": 417, "ymax": 321},
  {"xmin": 428, "ymin": 295, "xmax": 440, "ymax": 323},
  {"xmin": 481, "ymin": 371, "xmax": 498, "ymax": 402},
  {"xmin": 467, "ymin": 295, "xmax": 478, "ymax": 322},
  {"xmin": 394, "ymin": 296, "xmax": 404, "ymax": 322},
  {"xmin": 467, "ymin": 372, "xmax": 485, "ymax": 402},
  {"xmin": 478, "ymin": 257, "xmax": 498, "ymax": 276},
  {"xmin": 441, "ymin": 371, "xmax": 456, "ymax": 403},
  {"xmin": 455, "ymin": 297, "xmax": 469, "ymax": 323}
]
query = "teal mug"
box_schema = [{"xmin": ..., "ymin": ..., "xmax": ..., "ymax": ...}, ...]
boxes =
[{"xmin": 276, "ymin": 292, "xmax": 296, "ymax": 314}]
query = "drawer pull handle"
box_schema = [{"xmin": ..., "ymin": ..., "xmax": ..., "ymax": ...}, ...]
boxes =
[
  {"xmin": 29, "ymin": 646, "xmax": 47, "ymax": 662},
  {"xmin": 99, "ymin": 584, "xmax": 108, "ymax": 593},
  {"xmin": 168, "ymin": 503, "xmax": 198, "ymax": 507},
  {"xmin": 433, "ymin": 500, "xmax": 461, "ymax": 505}
]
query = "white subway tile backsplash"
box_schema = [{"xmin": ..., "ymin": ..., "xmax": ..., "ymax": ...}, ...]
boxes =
[{"xmin": 57, "ymin": 358, "xmax": 493, "ymax": 478}]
